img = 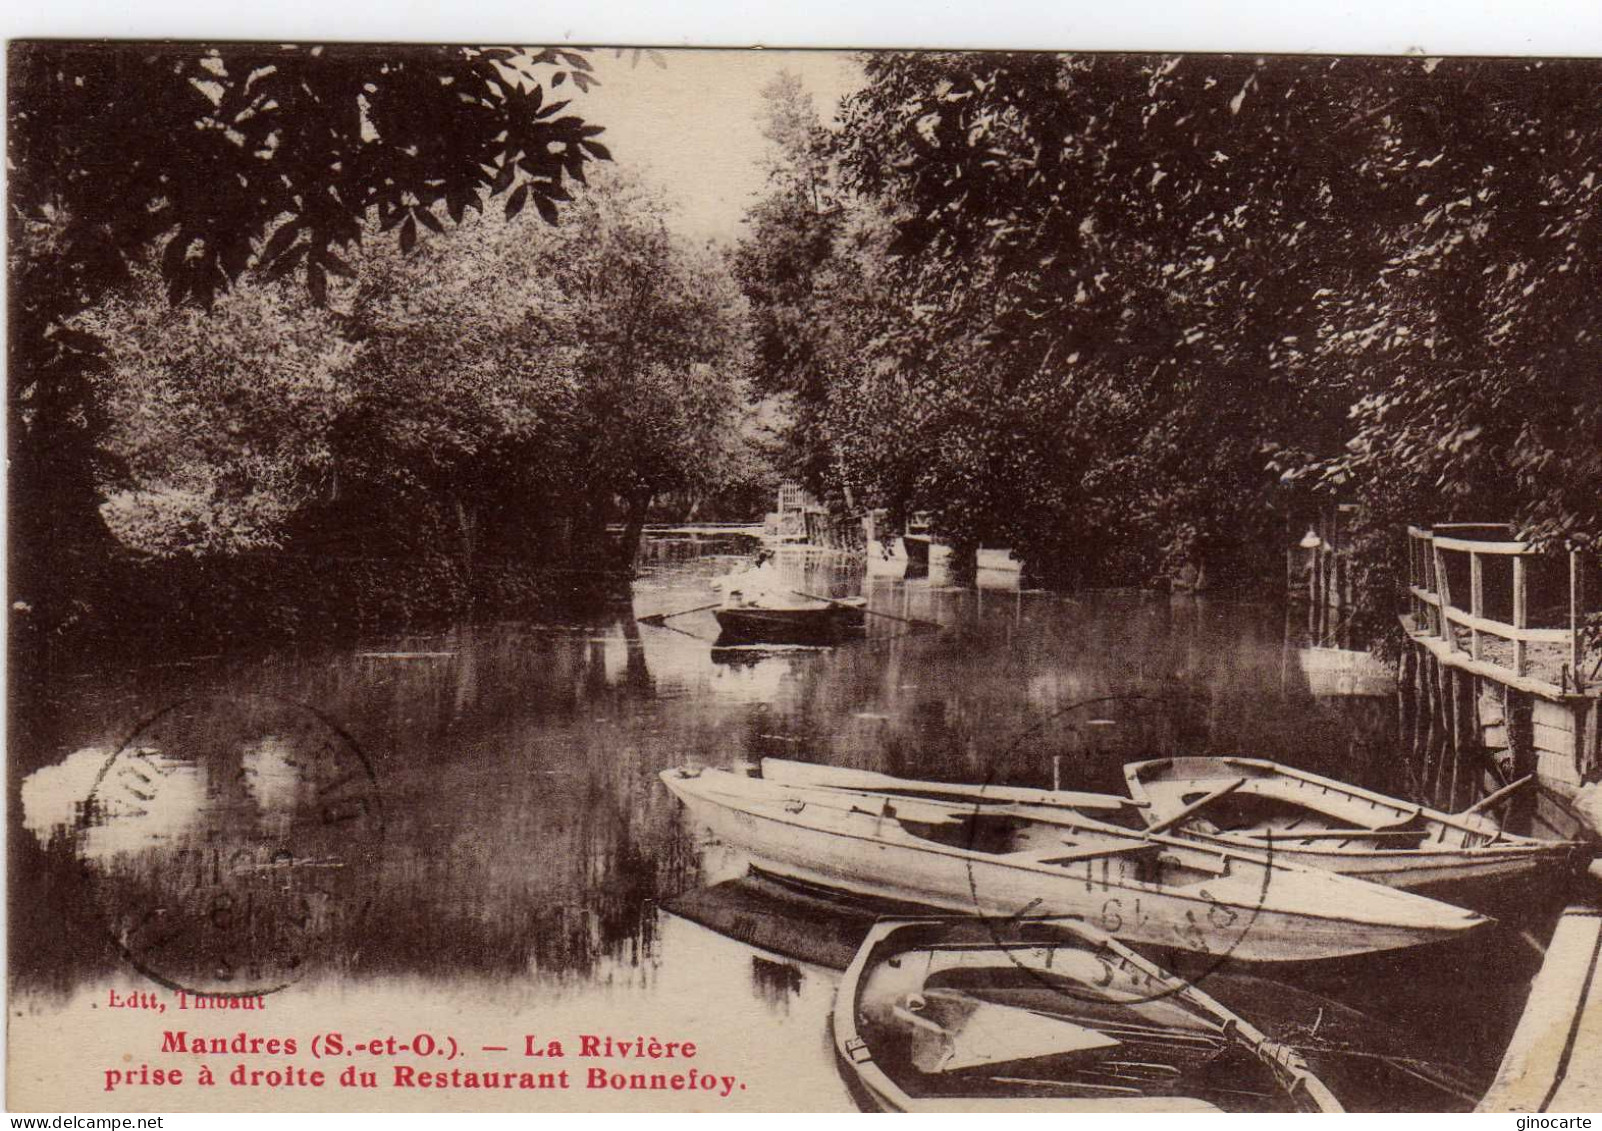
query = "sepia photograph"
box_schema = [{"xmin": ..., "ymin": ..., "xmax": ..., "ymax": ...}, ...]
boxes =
[{"xmin": 6, "ymin": 29, "xmax": 1602, "ymax": 1115}]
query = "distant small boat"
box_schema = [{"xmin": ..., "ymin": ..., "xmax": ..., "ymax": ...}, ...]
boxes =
[
  {"xmin": 1296, "ymin": 647, "xmax": 1396, "ymax": 698},
  {"xmin": 834, "ymin": 918, "xmax": 1344, "ymax": 1113},
  {"xmin": 902, "ymin": 513, "xmax": 933, "ymax": 569},
  {"xmin": 713, "ymin": 596, "xmax": 867, "ymax": 646},
  {"xmin": 1125, "ymin": 756, "xmax": 1587, "ymax": 908},
  {"xmin": 659, "ymin": 767, "xmax": 1489, "ymax": 962},
  {"xmin": 976, "ymin": 547, "xmax": 1022, "ymax": 573}
]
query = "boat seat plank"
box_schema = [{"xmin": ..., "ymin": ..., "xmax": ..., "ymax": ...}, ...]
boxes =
[
  {"xmin": 1236, "ymin": 827, "xmax": 1433, "ymax": 842},
  {"xmin": 1023, "ymin": 841, "xmax": 1165, "ymax": 867}
]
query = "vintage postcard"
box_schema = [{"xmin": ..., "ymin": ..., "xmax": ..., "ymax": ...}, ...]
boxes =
[{"xmin": 7, "ymin": 39, "xmax": 1602, "ymax": 1115}]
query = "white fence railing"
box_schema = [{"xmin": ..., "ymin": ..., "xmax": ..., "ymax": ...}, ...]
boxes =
[{"xmin": 1407, "ymin": 524, "xmax": 1590, "ymax": 693}]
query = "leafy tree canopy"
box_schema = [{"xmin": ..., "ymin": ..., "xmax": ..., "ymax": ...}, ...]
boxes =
[
  {"xmin": 79, "ymin": 172, "xmax": 754, "ymax": 574},
  {"xmin": 742, "ymin": 52, "xmax": 1602, "ymax": 597},
  {"xmin": 8, "ymin": 41, "xmax": 611, "ymax": 625}
]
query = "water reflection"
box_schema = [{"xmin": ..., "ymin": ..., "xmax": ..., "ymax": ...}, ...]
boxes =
[
  {"xmin": 9, "ymin": 538, "xmax": 1547, "ymax": 1108},
  {"xmin": 11, "ymin": 547, "xmax": 1479, "ymax": 993},
  {"xmin": 748, "ymin": 956, "xmax": 804, "ymax": 1014},
  {"xmin": 667, "ymin": 875, "xmax": 1490, "ymax": 1111}
]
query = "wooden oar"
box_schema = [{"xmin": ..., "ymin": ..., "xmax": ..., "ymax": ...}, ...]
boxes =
[
  {"xmin": 638, "ymin": 601, "xmax": 724, "ymax": 626},
  {"xmin": 762, "ymin": 759, "xmax": 1143, "ymax": 812},
  {"xmin": 789, "ymin": 590, "xmax": 943, "ymax": 631},
  {"xmin": 1145, "ymin": 778, "xmax": 1248, "ymax": 835},
  {"xmin": 1463, "ymin": 774, "xmax": 1533, "ymax": 816},
  {"xmin": 780, "ymin": 782, "xmax": 1141, "ymax": 840},
  {"xmin": 646, "ymin": 618, "xmax": 716, "ymax": 642},
  {"xmin": 1240, "ymin": 827, "xmax": 1432, "ymax": 841}
]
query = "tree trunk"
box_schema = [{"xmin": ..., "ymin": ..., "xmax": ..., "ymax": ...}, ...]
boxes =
[
  {"xmin": 570, "ymin": 496, "xmax": 608, "ymax": 561},
  {"xmin": 948, "ymin": 537, "xmax": 979, "ymax": 589},
  {"xmin": 452, "ymin": 495, "xmax": 478, "ymax": 580},
  {"xmin": 618, "ymin": 489, "xmax": 653, "ymax": 573},
  {"xmin": 9, "ymin": 420, "xmax": 121, "ymax": 630}
]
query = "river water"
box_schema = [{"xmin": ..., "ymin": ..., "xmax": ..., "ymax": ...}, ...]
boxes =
[{"xmin": 8, "ymin": 537, "xmax": 1554, "ymax": 1111}]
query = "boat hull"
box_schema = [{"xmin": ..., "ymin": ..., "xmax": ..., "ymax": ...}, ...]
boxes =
[
  {"xmin": 713, "ymin": 600, "xmax": 865, "ymax": 645},
  {"xmin": 661, "ymin": 769, "xmax": 1486, "ymax": 963},
  {"xmin": 832, "ymin": 918, "xmax": 1342, "ymax": 1113},
  {"xmin": 1125, "ymin": 756, "xmax": 1586, "ymax": 910}
]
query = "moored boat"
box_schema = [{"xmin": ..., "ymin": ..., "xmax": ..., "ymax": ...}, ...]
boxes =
[
  {"xmin": 902, "ymin": 512, "xmax": 933, "ymax": 569},
  {"xmin": 1295, "ymin": 646, "xmax": 1397, "ymax": 698},
  {"xmin": 664, "ymin": 875, "xmax": 1486, "ymax": 1110},
  {"xmin": 1124, "ymin": 756, "xmax": 1588, "ymax": 908},
  {"xmin": 712, "ymin": 596, "xmax": 867, "ymax": 646},
  {"xmin": 834, "ymin": 917, "xmax": 1344, "ymax": 1113},
  {"xmin": 659, "ymin": 767, "xmax": 1489, "ymax": 962}
]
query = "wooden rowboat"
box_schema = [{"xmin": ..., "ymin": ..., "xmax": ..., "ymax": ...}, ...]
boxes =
[
  {"xmin": 902, "ymin": 513, "xmax": 933, "ymax": 569},
  {"xmin": 760, "ymin": 757, "xmax": 1138, "ymax": 814},
  {"xmin": 834, "ymin": 918, "xmax": 1344, "ymax": 1113},
  {"xmin": 713, "ymin": 597, "xmax": 866, "ymax": 645},
  {"xmin": 659, "ymin": 767, "xmax": 1488, "ymax": 962},
  {"xmin": 1124, "ymin": 756, "xmax": 1588, "ymax": 908},
  {"xmin": 664, "ymin": 876, "xmax": 1486, "ymax": 1109}
]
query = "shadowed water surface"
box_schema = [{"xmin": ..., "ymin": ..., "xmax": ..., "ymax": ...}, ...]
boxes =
[{"xmin": 10, "ymin": 540, "xmax": 1552, "ymax": 1109}]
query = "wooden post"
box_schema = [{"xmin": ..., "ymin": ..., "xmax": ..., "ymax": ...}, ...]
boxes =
[
  {"xmin": 1513, "ymin": 555, "xmax": 1529, "ymax": 677},
  {"xmin": 1415, "ymin": 645, "xmax": 1433, "ymax": 784},
  {"xmin": 1423, "ymin": 656, "xmax": 1441, "ymax": 802},
  {"xmin": 1441, "ymin": 660, "xmax": 1467, "ymax": 800},
  {"xmin": 1330, "ymin": 507, "xmax": 1343, "ymax": 620},
  {"xmin": 1423, "ymin": 534, "xmax": 1437, "ymax": 633},
  {"xmin": 1505, "ymin": 687, "xmax": 1536, "ymax": 836},
  {"xmin": 1470, "ymin": 552, "xmax": 1485, "ymax": 662},
  {"xmin": 1455, "ymin": 670, "xmax": 1480, "ymax": 811},
  {"xmin": 1445, "ymin": 669, "xmax": 1461, "ymax": 809},
  {"xmin": 1584, "ymin": 700, "xmax": 1602, "ymax": 784},
  {"xmin": 1398, "ymin": 645, "xmax": 1417, "ymax": 760},
  {"xmin": 1433, "ymin": 545, "xmax": 1455, "ymax": 650},
  {"xmin": 1407, "ymin": 531, "xmax": 1417, "ymax": 623},
  {"xmin": 1439, "ymin": 659, "xmax": 1457, "ymax": 806},
  {"xmin": 1571, "ymin": 548, "xmax": 1585, "ymax": 692}
]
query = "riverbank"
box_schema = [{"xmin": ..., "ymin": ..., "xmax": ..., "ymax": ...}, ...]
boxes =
[
  {"xmin": 9, "ymin": 548, "xmax": 633, "ymax": 687},
  {"xmin": 10, "ymin": 544, "xmax": 1565, "ymax": 1111}
]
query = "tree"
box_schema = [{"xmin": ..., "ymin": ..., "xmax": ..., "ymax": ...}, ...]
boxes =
[
  {"xmin": 81, "ymin": 170, "xmax": 753, "ymax": 593},
  {"xmin": 821, "ymin": 51, "xmax": 1602, "ymax": 600},
  {"xmin": 828, "ymin": 52, "xmax": 1377, "ymax": 587},
  {"xmin": 537, "ymin": 176, "xmax": 754, "ymax": 563},
  {"xmin": 72, "ymin": 265, "xmax": 357, "ymax": 558},
  {"xmin": 347, "ymin": 171, "xmax": 753, "ymax": 568},
  {"xmin": 8, "ymin": 42, "xmax": 608, "ymax": 628},
  {"xmin": 733, "ymin": 71, "xmax": 849, "ymax": 489}
]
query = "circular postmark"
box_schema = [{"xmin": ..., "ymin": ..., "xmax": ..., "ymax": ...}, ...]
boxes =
[
  {"xmin": 77, "ymin": 694, "xmax": 384, "ymax": 997},
  {"xmin": 957, "ymin": 693, "xmax": 1274, "ymax": 1005}
]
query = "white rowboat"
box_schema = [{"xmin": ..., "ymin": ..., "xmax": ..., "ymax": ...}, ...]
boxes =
[
  {"xmin": 834, "ymin": 918, "xmax": 1345, "ymax": 1112},
  {"xmin": 660, "ymin": 767, "xmax": 1489, "ymax": 962},
  {"xmin": 1125, "ymin": 756, "xmax": 1588, "ymax": 908}
]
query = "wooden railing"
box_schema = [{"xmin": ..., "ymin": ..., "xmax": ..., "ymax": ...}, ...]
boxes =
[{"xmin": 1407, "ymin": 524, "xmax": 1590, "ymax": 693}]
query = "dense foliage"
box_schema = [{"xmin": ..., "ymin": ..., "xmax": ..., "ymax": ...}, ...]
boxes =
[
  {"xmin": 75, "ymin": 173, "xmax": 754, "ymax": 618},
  {"xmin": 737, "ymin": 55, "xmax": 1602, "ymax": 612},
  {"xmin": 14, "ymin": 47, "xmax": 1602, "ymax": 654},
  {"xmin": 9, "ymin": 42, "xmax": 609, "ymax": 634}
]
